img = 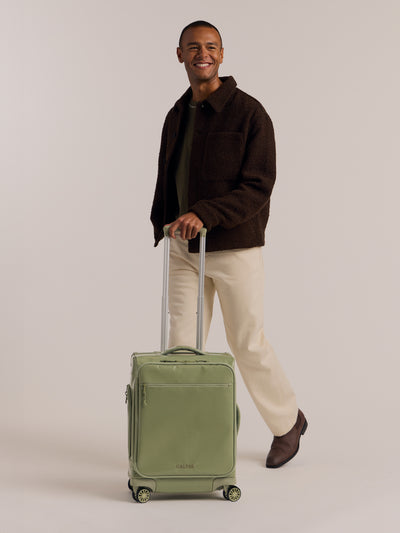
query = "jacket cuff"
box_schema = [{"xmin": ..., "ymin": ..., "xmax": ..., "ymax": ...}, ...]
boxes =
[{"xmin": 189, "ymin": 203, "xmax": 218, "ymax": 232}]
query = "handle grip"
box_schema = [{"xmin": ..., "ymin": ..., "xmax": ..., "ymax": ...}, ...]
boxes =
[{"xmin": 163, "ymin": 225, "xmax": 207, "ymax": 237}]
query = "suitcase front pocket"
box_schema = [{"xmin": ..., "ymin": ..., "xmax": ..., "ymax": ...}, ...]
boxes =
[{"xmin": 135, "ymin": 383, "xmax": 235, "ymax": 478}]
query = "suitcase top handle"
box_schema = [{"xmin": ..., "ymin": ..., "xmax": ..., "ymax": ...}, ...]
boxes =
[{"xmin": 162, "ymin": 346, "xmax": 205, "ymax": 356}]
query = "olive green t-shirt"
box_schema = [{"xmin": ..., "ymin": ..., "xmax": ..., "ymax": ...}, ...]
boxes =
[{"xmin": 175, "ymin": 101, "xmax": 197, "ymax": 217}]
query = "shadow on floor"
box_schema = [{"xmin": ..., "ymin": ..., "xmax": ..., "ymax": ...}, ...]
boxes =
[{"xmin": 3, "ymin": 426, "xmax": 263, "ymax": 502}]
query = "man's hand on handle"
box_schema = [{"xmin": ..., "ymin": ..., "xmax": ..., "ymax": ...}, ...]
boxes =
[{"xmin": 168, "ymin": 212, "xmax": 204, "ymax": 240}]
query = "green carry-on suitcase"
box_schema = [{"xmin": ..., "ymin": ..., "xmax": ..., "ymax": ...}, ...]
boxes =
[{"xmin": 126, "ymin": 228, "xmax": 241, "ymax": 503}]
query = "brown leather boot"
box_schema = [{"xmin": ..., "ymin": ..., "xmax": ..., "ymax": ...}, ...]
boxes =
[{"xmin": 266, "ymin": 409, "xmax": 308, "ymax": 468}]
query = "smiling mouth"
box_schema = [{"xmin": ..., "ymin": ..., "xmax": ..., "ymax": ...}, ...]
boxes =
[{"xmin": 194, "ymin": 62, "xmax": 212, "ymax": 69}]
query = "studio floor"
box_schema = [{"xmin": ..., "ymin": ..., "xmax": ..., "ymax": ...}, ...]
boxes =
[{"xmin": 2, "ymin": 410, "xmax": 398, "ymax": 533}]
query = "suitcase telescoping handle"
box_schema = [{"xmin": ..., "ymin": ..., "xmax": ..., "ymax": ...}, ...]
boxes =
[{"xmin": 161, "ymin": 225, "xmax": 207, "ymax": 353}]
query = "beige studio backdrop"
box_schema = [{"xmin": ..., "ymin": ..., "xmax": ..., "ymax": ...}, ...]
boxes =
[{"xmin": 2, "ymin": 1, "xmax": 400, "ymax": 532}]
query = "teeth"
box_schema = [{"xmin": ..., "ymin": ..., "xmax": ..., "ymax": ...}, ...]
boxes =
[{"xmin": 195, "ymin": 63, "xmax": 210, "ymax": 67}]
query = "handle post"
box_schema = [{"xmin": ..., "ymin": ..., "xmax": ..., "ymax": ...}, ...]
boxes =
[
  {"xmin": 160, "ymin": 226, "xmax": 171, "ymax": 352},
  {"xmin": 196, "ymin": 228, "xmax": 206, "ymax": 350}
]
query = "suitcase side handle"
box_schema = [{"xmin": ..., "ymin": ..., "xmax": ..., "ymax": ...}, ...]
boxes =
[{"xmin": 162, "ymin": 345, "xmax": 205, "ymax": 356}]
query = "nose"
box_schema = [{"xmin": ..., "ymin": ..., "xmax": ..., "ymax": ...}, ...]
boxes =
[{"xmin": 195, "ymin": 46, "xmax": 209, "ymax": 59}]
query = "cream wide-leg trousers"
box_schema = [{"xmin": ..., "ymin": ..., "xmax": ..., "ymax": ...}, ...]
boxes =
[{"xmin": 168, "ymin": 236, "xmax": 298, "ymax": 436}]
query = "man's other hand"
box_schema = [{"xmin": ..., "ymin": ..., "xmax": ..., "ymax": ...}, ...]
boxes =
[{"xmin": 167, "ymin": 212, "xmax": 204, "ymax": 240}]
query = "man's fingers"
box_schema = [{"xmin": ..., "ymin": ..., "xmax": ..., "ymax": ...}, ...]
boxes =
[
  {"xmin": 168, "ymin": 222, "xmax": 179, "ymax": 239},
  {"xmin": 190, "ymin": 226, "xmax": 198, "ymax": 239},
  {"xmin": 180, "ymin": 220, "xmax": 196, "ymax": 240},
  {"xmin": 166, "ymin": 213, "xmax": 204, "ymax": 240}
]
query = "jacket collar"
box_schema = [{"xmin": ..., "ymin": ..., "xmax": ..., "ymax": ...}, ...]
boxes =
[{"xmin": 174, "ymin": 76, "xmax": 237, "ymax": 113}]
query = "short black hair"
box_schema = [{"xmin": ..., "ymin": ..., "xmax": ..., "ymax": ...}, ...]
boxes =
[{"xmin": 178, "ymin": 20, "xmax": 223, "ymax": 48}]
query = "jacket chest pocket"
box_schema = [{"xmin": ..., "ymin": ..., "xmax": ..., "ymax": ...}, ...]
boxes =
[{"xmin": 202, "ymin": 132, "xmax": 243, "ymax": 181}]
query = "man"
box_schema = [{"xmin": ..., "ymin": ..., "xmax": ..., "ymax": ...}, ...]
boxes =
[{"xmin": 151, "ymin": 20, "xmax": 307, "ymax": 468}]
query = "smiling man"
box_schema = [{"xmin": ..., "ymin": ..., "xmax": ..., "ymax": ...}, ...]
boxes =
[{"xmin": 151, "ymin": 21, "xmax": 307, "ymax": 468}]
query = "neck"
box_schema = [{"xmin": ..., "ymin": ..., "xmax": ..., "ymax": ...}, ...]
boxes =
[{"xmin": 190, "ymin": 76, "xmax": 222, "ymax": 103}]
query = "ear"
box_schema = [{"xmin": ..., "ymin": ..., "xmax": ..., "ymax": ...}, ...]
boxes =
[
  {"xmin": 220, "ymin": 47, "xmax": 224, "ymax": 64},
  {"xmin": 177, "ymin": 47, "xmax": 184, "ymax": 63}
]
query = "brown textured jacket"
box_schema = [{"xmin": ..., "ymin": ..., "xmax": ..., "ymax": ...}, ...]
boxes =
[{"xmin": 150, "ymin": 76, "xmax": 276, "ymax": 253}]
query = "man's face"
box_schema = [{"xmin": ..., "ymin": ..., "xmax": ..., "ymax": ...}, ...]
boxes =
[{"xmin": 177, "ymin": 26, "xmax": 224, "ymax": 84}]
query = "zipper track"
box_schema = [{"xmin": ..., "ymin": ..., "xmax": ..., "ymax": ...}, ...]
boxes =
[{"xmin": 142, "ymin": 383, "xmax": 231, "ymax": 387}]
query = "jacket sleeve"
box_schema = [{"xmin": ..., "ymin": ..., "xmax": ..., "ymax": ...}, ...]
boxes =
[
  {"xmin": 150, "ymin": 117, "xmax": 169, "ymax": 245},
  {"xmin": 189, "ymin": 106, "xmax": 276, "ymax": 231}
]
